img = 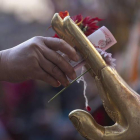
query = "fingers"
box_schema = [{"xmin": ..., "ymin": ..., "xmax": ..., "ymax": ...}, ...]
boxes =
[
  {"xmin": 30, "ymin": 36, "xmax": 77, "ymax": 81},
  {"xmin": 42, "ymin": 37, "xmax": 79, "ymax": 61},
  {"xmin": 38, "ymin": 53, "xmax": 70, "ymax": 87},
  {"xmin": 33, "ymin": 67, "xmax": 61, "ymax": 87},
  {"xmin": 41, "ymin": 46, "xmax": 77, "ymax": 80}
]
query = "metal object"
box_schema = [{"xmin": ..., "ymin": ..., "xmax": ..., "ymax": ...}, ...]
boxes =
[{"xmin": 51, "ymin": 13, "xmax": 140, "ymax": 140}]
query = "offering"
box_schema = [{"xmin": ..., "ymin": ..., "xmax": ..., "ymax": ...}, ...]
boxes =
[
  {"xmin": 49, "ymin": 11, "xmax": 117, "ymax": 112},
  {"xmin": 61, "ymin": 26, "xmax": 117, "ymax": 70}
]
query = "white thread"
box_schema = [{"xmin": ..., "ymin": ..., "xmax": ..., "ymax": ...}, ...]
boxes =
[{"xmin": 77, "ymin": 67, "xmax": 89, "ymax": 108}]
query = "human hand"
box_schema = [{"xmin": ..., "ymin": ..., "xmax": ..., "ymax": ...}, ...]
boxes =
[{"xmin": 0, "ymin": 36, "xmax": 79, "ymax": 87}]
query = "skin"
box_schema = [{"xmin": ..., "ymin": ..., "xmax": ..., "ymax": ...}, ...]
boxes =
[{"xmin": 0, "ymin": 36, "xmax": 79, "ymax": 87}]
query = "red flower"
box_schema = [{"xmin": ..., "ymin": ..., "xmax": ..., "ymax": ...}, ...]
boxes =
[
  {"xmin": 82, "ymin": 17, "xmax": 102, "ymax": 36},
  {"xmin": 71, "ymin": 14, "xmax": 83, "ymax": 26},
  {"xmin": 53, "ymin": 11, "xmax": 102, "ymax": 38},
  {"xmin": 71, "ymin": 15, "xmax": 102, "ymax": 36},
  {"xmin": 53, "ymin": 34, "xmax": 59, "ymax": 38},
  {"xmin": 59, "ymin": 11, "xmax": 69, "ymax": 19},
  {"xmin": 53, "ymin": 11, "xmax": 69, "ymax": 38}
]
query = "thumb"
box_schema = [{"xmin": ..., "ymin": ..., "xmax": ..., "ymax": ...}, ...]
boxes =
[
  {"xmin": 69, "ymin": 109, "xmax": 126, "ymax": 140},
  {"xmin": 69, "ymin": 109, "xmax": 104, "ymax": 139}
]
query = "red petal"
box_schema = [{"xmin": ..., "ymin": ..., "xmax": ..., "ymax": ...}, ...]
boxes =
[
  {"xmin": 71, "ymin": 14, "xmax": 83, "ymax": 23},
  {"xmin": 59, "ymin": 11, "xmax": 69, "ymax": 19},
  {"xmin": 53, "ymin": 34, "xmax": 59, "ymax": 38},
  {"xmin": 92, "ymin": 17, "xmax": 102, "ymax": 21},
  {"xmin": 83, "ymin": 16, "xmax": 90, "ymax": 24}
]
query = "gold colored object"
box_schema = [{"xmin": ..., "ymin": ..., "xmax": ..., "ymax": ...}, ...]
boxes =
[{"xmin": 51, "ymin": 13, "xmax": 140, "ymax": 140}]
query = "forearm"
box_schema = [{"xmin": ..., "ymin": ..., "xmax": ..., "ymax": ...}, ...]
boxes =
[{"xmin": 0, "ymin": 49, "xmax": 10, "ymax": 81}]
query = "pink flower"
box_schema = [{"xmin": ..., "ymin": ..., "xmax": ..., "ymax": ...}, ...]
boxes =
[{"xmin": 96, "ymin": 48, "xmax": 116, "ymax": 67}]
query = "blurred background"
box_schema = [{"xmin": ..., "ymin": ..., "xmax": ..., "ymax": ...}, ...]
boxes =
[{"xmin": 0, "ymin": 0, "xmax": 140, "ymax": 140}]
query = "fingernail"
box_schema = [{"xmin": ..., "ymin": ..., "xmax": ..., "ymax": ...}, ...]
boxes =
[{"xmin": 56, "ymin": 81, "xmax": 61, "ymax": 87}]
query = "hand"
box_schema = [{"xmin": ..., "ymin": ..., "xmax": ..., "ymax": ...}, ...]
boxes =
[{"xmin": 0, "ymin": 36, "xmax": 79, "ymax": 87}]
